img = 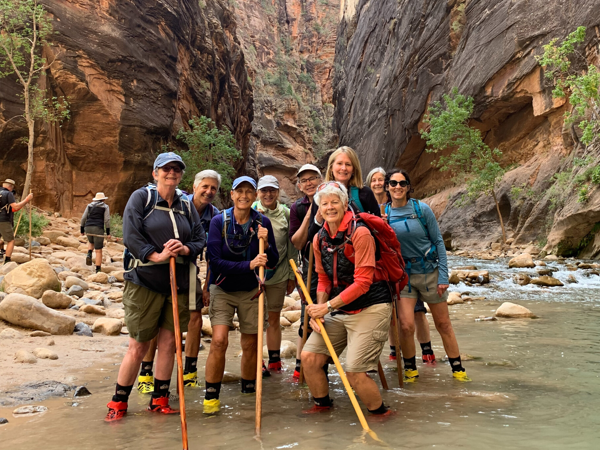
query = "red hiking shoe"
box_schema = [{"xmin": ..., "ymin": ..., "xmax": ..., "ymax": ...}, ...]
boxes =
[
  {"xmin": 302, "ymin": 404, "xmax": 333, "ymax": 414},
  {"xmin": 422, "ymin": 354, "xmax": 436, "ymax": 365},
  {"xmin": 368, "ymin": 408, "xmax": 397, "ymax": 422},
  {"xmin": 148, "ymin": 396, "xmax": 179, "ymax": 414},
  {"xmin": 389, "ymin": 354, "xmax": 397, "ymax": 361},
  {"xmin": 268, "ymin": 361, "xmax": 283, "ymax": 374},
  {"xmin": 105, "ymin": 401, "xmax": 127, "ymax": 422},
  {"xmin": 292, "ymin": 369, "xmax": 300, "ymax": 380}
]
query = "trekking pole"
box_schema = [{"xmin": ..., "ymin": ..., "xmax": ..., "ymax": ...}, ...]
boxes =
[
  {"xmin": 255, "ymin": 238, "xmax": 266, "ymax": 437},
  {"xmin": 391, "ymin": 299, "xmax": 404, "ymax": 388},
  {"xmin": 298, "ymin": 244, "xmax": 314, "ymax": 385},
  {"xmin": 28, "ymin": 191, "xmax": 32, "ymax": 260},
  {"xmin": 377, "ymin": 361, "xmax": 389, "ymax": 390},
  {"xmin": 14, "ymin": 210, "xmax": 24, "ymax": 238},
  {"xmin": 169, "ymin": 257, "xmax": 189, "ymax": 450}
]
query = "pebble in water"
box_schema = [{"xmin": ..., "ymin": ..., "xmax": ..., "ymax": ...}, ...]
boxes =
[
  {"xmin": 74, "ymin": 386, "xmax": 92, "ymax": 397},
  {"xmin": 12, "ymin": 405, "xmax": 48, "ymax": 416}
]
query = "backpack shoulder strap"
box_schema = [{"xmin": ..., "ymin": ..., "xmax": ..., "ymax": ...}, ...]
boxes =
[
  {"xmin": 142, "ymin": 185, "xmax": 158, "ymax": 220},
  {"xmin": 176, "ymin": 189, "xmax": 193, "ymax": 224},
  {"xmin": 411, "ymin": 199, "xmax": 430, "ymax": 239},
  {"xmin": 349, "ymin": 186, "xmax": 364, "ymax": 213}
]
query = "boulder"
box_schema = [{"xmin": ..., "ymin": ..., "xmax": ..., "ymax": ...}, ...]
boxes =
[
  {"xmin": 33, "ymin": 348, "xmax": 59, "ymax": 360},
  {"xmin": 282, "ymin": 296, "xmax": 296, "ymax": 310},
  {"xmin": 491, "ymin": 243, "xmax": 502, "ymax": 251},
  {"xmin": 513, "ymin": 273, "xmax": 531, "ymax": 286},
  {"xmin": 280, "ymin": 317, "xmax": 292, "ymax": 327},
  {"xmin": 106, "ymin": 308, "xmax": 125, "ymax": 320},
  {"xmin": 0, "ymin": 262, "xmax": 18, "ymax": 275},
  {"xmin": 56, "ymin": 236, "xmax": 81, "ymax": 248},
  {"xmin": 42, "ymin": 230, "xmax": 67, "ymax": 243},
  {"xmin": 58, "ymin": 270, "xmax": 81, "ymax": 281},
  {"xmin": 495, "ymin": 302, "xmax": 537, "ymax": 318},
  {"xmin": 92, "ymin": 318, "xmax": 122, "ymax": 336},
  {"xmin": 447, "ymin": 292, "xmax": 463, "ymax": 305},
  {"xmin": 201, "ymin": 317, "xmax": 212, "ymax": 336},
  {"xmin": 80, "ymin": 304, "xmax": 106, "ymax": 315},
  {"xmin": 508, "ymin": 254, "xmax": 535, "ymax": 268},
  {"xmin": 66, "ymin": 285, "xmax": 85, "ymax": 298},
  {"xmin": 41, "ymin": 290, "xmax": 72, "ymax": 309},
  {"xmin": 0, "ymin": 293, "xmax": 76, "ymax": 335},
  {"xmin": 13, "ymin": 405, "xmax": 47, "ymax": 415},
  {"xmin": 536, "ymin": 268, "xmax": 554, "ymax": 276},
  {"xmin": 544, "ymin": 254, "xmax": 559, "ymax": 261},
  {"xmin": 0, "ymin": 328, "xmax": 22, "ymax": 339},
  {"xmin": 11, "ymin": 253, "xmax": 32, "ymax": 264},
  {"xmin": 262, "ymin": 340, "xmax": 297, "ymax": 359},
  {"xmin": 65, "ymin": 276, "xmax": 89, "ymax": 290},
  {"xmin": 86, "ymin": 272, "xmax": 109, "ymax": 284},
  {"xmin": 107, "ymin": 291, "xmax": 123, "ymax": 301},
  {"xmin": 36, "ymin": 236, "xmax": 51, "ymax": 245},
  {"xmin": 73, "ymin": 322, "xmax": 94, "ymax": 337},
  {"xmin": 0, "ymin": 259, "xmax": 61, "ymax": 298},
  {"xmin": 566, "ymin": 274, "xmax": 578, "ymax": 284},
  {"xmin": 531, "ymin": 276, "xmax": 564, "ymax": 287},
  {"xmin": 14, "ymin": 350, "xmax": 37, "ymax": 364},
  {"xmin": 289, "ymin": 291, "xmax": 301, "ymax": 301},
  {"xmin": 281, "ymin": 310, "xmax": 301, "ymax": 323},
  {"xmin": 449, "ymin": 270, "xmax": 489, "ymax": 284},
  {"xmin": 30, "ymin": 330, "xmax": 51, "ymax": 337},
  {"xmin": 52, "ymin": 251, "xmax": 79, "ymax": 260}
]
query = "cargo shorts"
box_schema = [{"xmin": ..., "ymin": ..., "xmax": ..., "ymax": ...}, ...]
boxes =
[
  {"xmin": 209, "ymin": 285, "xmax": 267, "ymax": 334},
  {"xmin": 0, "ymin": 221, "xmax": 15, "ymax": 242},
  {"xmin": 401, "ymin": 268, "xmax": 448, "ymax": 304},
  {"xmin": 264, "ymin": 280, "xmax": 288, "ymax": 312},
  {"xmin": 85, "ymin": 226, "xmax": 105, "ymax": 250}
]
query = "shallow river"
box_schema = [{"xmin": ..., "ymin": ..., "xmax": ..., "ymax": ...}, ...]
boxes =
[{"xmin": 2, "ymin": 256, "xmax": 600, "ymax": 449}]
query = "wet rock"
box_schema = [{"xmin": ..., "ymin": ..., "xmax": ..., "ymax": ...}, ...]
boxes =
[
  {"xmin": 453, "ymin": 266, "xmax": 478, "ymax": 270},
  {"xmin": 201, "ymin": 317, "xmax": 212, "ymax": 336},
  {"xmin": 536, "ymin": 268, "xmax": 554, "ymax": 276},
  {"xmin": 475, "ymin": 316, "xmax": 498, "ymax": 322},
  {"xmin": 495, "ymin": 302, "xmax": 537, "ymax": 318},
  {"xmin": 462, "ymin": 296, "xmax": 486, "ymax": 302},
  {"xmin": 262, "ymin": 340, "xmax": 297, "ymax": 359},
  {"xmin": 80, "ymin": 304, "xmax": 106, "ymax": 315},
  {"xmin": 222, "ymin": 372, "xmax": 241, "ymax": 383},
  {"xmin": 544, "ymin": 255, "xmax": 559, "ymax": 261},
  {"xmin": 531, "ymin": 276, "xmax": 564, "ymax": 287},
  {"xmin": 92, "ymin": 318, "xmax": 122, "ymax": 336},
  {"xmin": 0, "ymin": 259, "xmax": 61, "ymax": 298},
  {"xmin": 0, "ymin": 418, "xmax": 7, "ymax": 425},
  {"xmin": 15, "ymin": 350, "xmax": 37, "ymax": 364},
  {"xmin": 281, "ymin": 310, "xmax": 301, "ymax": 323},
  {"xmin": 29, "ymin": 330, "xmax": 52, "ymax": 337},
  {"xmin": 41, "ymin": 290, "xmax": 72, "ymax": 309},
  {"xmin": 578, "ymin": 263, "xmax": 593, "ymax": 269},
  {"xmin": 508, "ymin": 254, "xmax": 535, "ymax": 268},
  {"xmin": 74, "ymin": 386, "xmax": 92, "ymax": 397},
  {"xmin": 0, "ymin": 261, "xmax": 18, "ymax": 275},
  {"xmin": 65, "ymin": 276, "xmax": 89, "ymax": 290},
  {"xmin": 86, "ymin": 272, "xmax": 109, "ymax": 284},
  {"xmin": 513, "ymin": 273, "xmax": 531, "ymax": 286},
  {"xmin": 66, "ymin": 285, "xmax": 85, "ymax": 298},
  {"xmin": 13, "ymin": 405, "xmax": 47, "ymax": 416},
  {"xmin": 0, "ymin": 328, "xmax": 22, "ymax": 339},
  {"xmin": 449, "ymin": 270, "xmax": 489, "ymax": 285},
  {"xmin": 566, "ymin": 275, "xmax": 578, "ymax": 284},
  {"xmin": 447, "ymin": 292, "xmax": 463, "ymax": 305},
  {"xmin": 0, "ymin": 293, "xmax": 76, "ymax": 335},
  {"xmin": 534, "ymin": 260, "xmax": 546, "ymax": 266},
  {"xmin": 33, "ymin": 348, "xmax": 59, "ymax": 360}
]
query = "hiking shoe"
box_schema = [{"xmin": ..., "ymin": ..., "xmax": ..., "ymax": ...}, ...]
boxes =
[
  {"xmin": 262, "ymin": 360, "xmax": 270, "ymax": 378},
  {"xmin": 203, "ymin": 398, "xmax": 221, "ymax": 415},
  {"xmin": 85, "ymin": 253, "xmax": 92, "ymax": 266},
  {"xmin": 389, "ymin": 354, "xmax": 397, "ymax": 361},
  {"xmin": 452, "ymin": 370, "xmax": 472, "ymax": 382},
  {"xmin": 183, "ymin": 371, "xmax": 200, "ymax": 387},
  {"xmin": 422, "ymin": 354, "xmax": 436, "ymax": 365},
  {"xmin": 148, "ymin": 395, "xmax": 179, "ymax": 414},
  {"xmin": 105, "ymin": 401, "xmax": 127, "ymax": 422},
  {"xmin": 404, "ymin": 369, "xmax": 419, "ymax": 383},
  {"xmin": 268, "ymin": 361, "xmax": 282, "ymax": 374},
  {"xmin": 137, "ymin": 375, "xmax": 154, "ymax": 394},
  {"xmin": 292, "ymin": 369, "xmax": 300, "ymax": 380},
  {"xmin": 302, "ymin": 404, "xmax": 333, "ymax": 414}
]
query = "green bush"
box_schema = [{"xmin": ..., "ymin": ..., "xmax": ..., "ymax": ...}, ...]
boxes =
[
  {"xmin": 14, "ymin": 208, "xmax": 50, "ymax": 238},
  {"xmin": 110, "ymin": 213, "xmax": 123, "ymax": 238}
]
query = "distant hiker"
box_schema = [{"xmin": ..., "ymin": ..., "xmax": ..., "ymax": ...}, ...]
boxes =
[
  {"xmin": 385, "ymin": 169, "xmax": 470, "ymax": 382},
  {"xmin": 302, "ymin": 182, "xmax": 393, "ymax": 416},
  {"xmin": 0, "ymin": 179, "xmax": 33, "ymax": 263},
  {"xmin": 80, "ymin": 192, "xmax": 111, "ymax": 273},
  {"xmin": 365, "ymin": 167, "xmax": 387, "ymax": 207},
  {"xmin": 105, "ymin": 152, "xmax": 205, "ymax": 422},
  {"xmin": 252, "ymin": 175, "xmax": 297, "ymax": 376},
  {"xmin": 289, "ymin": 164, "xmax": 322, "ymax": 378},
  {"xmin": 202, "ymin": 176, "xmax": 278, "ymax": 415}
]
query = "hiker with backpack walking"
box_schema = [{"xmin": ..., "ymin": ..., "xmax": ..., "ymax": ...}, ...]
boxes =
[
  {"xmin": 301, "ymin": 181, "xmax": 394, "ymax": 417},
  {"xmin": 0, "ymin": 179, "xmax": 33, "ymax": 263},
  {"xmin": 252, "ymin": 175, "xmax": 298, "ymax": 377},
  {"xmin": 80, "ymin": 192, "xmax": 111, "ymax": 273},
  {"xmin": 202, "ymin": 176, "xmax": 278, "ymax": 415},
  {"xmin": 105, "ymin": 152, "xmax": 206, "ymax": 421},
  {"xmin": 385, "ymin": 169, "xmax": 470, "ymax": 382}
]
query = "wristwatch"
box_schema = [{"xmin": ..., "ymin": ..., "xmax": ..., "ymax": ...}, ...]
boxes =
[{"xmin": 327, "ymin": 300, "xmax": 335, "ymax": 313}]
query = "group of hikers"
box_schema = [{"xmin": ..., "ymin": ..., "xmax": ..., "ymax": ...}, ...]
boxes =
[{"xmin": 66, "ymin": 147, "xmax": 470, "ymax": 423}]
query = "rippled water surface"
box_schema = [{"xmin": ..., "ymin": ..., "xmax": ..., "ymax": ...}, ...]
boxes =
[{"xmin": 2, "ymin": 257, "xmax": 600, "ymax": 449}]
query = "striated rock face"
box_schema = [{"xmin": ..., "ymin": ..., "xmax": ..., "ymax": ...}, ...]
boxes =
[
  {"xmin": 233, "ymin": 0, "xmax": 339, "ymax": 201},
  {"xmin": 0, "ymin": 0, "xmax": 252, "ymax": 216},
  {"xmin": 334, "ymin": 0, "xmax": 600, "ymax": 255}
]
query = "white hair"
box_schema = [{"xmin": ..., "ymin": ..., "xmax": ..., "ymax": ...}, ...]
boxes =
[
  {"xmin": 193, "ymin": 170, "xmax": 222, "ymax": 189},
  {"xmin": 365, "ymin": 167, "xmax": 386, "ymax": 187},
  {"xmin": 314, "ymin": 182, "xmax": 348, "ymax": 207}
]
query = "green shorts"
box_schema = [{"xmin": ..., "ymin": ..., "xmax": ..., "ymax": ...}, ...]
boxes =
[
  {"xmin": 209, "ymin": 285, "xmax": 267, "ymax": 334},
  {"xmin": 123, "ymin": 281, "xmax": 190, "ymax": 342},
  {"xmin": 0, "ymin": 221, "xmax": 15, "ymax": 242},
  {"xmin": 85, "ymin": 226, "xmax": 105, "ymax": 250},
  {"xmin": 401, "ymin": 268, "xmax": 448, "ymax": 304},
  {"xmin": 264, "ymin": 280, "xmax": 288, "ymax": 312}
]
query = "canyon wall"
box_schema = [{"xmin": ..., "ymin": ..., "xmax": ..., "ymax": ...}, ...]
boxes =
[
  {"xmin": 334, "ymin": 0, "xmax": 600, "ymax": 257},
  {"xmin": 0, "ymin": 0, "xmax": 252, "ymax": 216}
]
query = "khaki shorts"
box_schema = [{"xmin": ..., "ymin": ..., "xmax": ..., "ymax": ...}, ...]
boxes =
[
  {"xmin": 85, "ymin": 226, "xmax": 105, "ymax": 250},
  {"xmin": 0, "ymin": 222, "xmax": 15, "ymax": 242},
  {"xmin": 303, "ymin": 303, "xmax": 392, "ymax": 373},
  {"xmin": 401, "ymin": 268, "xmax": 448, "ymax": 304},
  {"xmin": 123, "ymin": 281, "xmax": 190, "ymax": 343},
  {"xmin": 188, "ymin": 278, "xmax": 204, "ymax": 312},
  {"xmin": 264, "ymin": 280, "xmax": 287, "ymax": 312},
  {"xmin": 209, "ymin": 285, "xmax": 267, "ymax": 334}
]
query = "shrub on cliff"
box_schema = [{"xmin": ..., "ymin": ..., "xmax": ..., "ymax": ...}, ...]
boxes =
[{"xmin": 421, "ymin": 88, "xmax": 507, "ymax": 243}]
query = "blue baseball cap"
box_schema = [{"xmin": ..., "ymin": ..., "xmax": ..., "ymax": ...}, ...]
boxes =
[
  {"xmin": 232, "ymin": 176, "xmax": 257, "ymax": 190},
  {"xmin": 153, "ymin": 152, "xmax": 186, "ymax": 171}
]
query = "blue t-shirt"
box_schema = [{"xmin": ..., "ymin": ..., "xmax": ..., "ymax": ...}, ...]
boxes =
[{"xmin": 387, "ymin": 200, "xmax": 449, "ymax": 284}]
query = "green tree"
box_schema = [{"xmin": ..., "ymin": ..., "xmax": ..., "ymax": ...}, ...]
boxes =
[
  {"xmin": 0, "ymin": 0, "xmax": 69, "ymax": 196},
  {"xmin": 174, "ymin": 116, "xmax": 241, "ymax": 192},
  {"xmin": 421, "ymin": 88, "xmax": 508, "ymax": 243}
]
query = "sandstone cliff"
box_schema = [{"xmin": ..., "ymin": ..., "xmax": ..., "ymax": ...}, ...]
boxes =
[
  {"xmin": 0, "ymin": 0, "xmax": 252, "ymax": 216},
  {"xmin": 334, "ymin": 0, "xmax": 600, "ymax": 257}
]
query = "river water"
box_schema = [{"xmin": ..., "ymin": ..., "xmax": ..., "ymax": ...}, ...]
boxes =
[{"xmin": 1, "ymin": 256, "xmax": 600, "ymax": 449}]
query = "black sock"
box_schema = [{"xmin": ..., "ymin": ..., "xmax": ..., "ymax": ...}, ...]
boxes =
[
  {"xmin": 152, "ymin": 378, "xmax": 170, "ymax": 398},
  {"xmin": 403, "ymin": 356, "xmax": 417, "ymax": 371},
  {"xmin": 268, "ymin": 350, "xmax": 281, "ymax": 364},
  {"xmin": 241, "ymin": 378, "xmax": 256, "ymax": 394},
  {"xmin": 313, "ymin": 394, "xmax": 333, "ymax": 407},
  {"xmin": 139, "ymin": 361, "xmax": 153, "ymax": 377},
  {"xmin": 184, "ymin": 357, "xmax": 197, "ymax": 374},
  {"xmin": 368, "ymin": 402, "xmax": 389, "ymax": 415},
  {"xmin": 205, "ymin": 381, "xmax": 221, "ymax": 400},
  {"xmin": 322, "ymin": 363, "xmax": 330, "ymax": 382},
  {"xmin": 295, "ymin": 359, "xmax": 301, "ymax": 371},
  {"xmin": 112, "ymin": 383, "xmax": 133, "ymax": 403},
  {"xmin": 448, "ymin": 356, "xmax": 464, "ymax": 373},
  {"xmin": 420, "ymin": 341, "xmax": 434, "ymax": 356},
  {"xmin": 96, "ymin": 265, "xmax": 101, "ymax": 273},
  {"xmin": 4, "ymin": 256, "xmax": 10, "ymax": 262},
  {"xmin": 390, "ymin": 345, "xmax": 396, "ymax": 356},
  {"xmin": 87, "ymin": 250, "xmax": 92, "ymax": 257}
]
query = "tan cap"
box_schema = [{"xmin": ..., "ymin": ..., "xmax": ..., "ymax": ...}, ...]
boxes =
[
  {"xmin": 296, "ymin": 164, "xmax": 321, "ymax": 177},
  {"xmin": 3, "ymin": 179, "xmax": 15, "ymax": 185}
]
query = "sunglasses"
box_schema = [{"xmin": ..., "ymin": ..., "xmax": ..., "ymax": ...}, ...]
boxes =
[
  {"xmin": 160, "ymin": 165, "xmax": 183, "ymax": 173},
  {"xmin": 317, "ymin": 181, "xmax": 343, "ymax": 192},
  {"xmin": 388, "ymin": 180, "xmax": 409, "ymax": 188}
]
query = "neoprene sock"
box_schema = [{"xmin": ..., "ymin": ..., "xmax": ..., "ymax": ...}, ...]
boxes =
[
  {"xmin": 112, "ymin": 383, "xmax": 133, "ymax": 403},
  {"xmin": 184, "ymin": 357, "xmax": 197, "ymax": 374},
  {"xmin": 314, "ymin": 394, "xmax": 333, "ymax": 407},
  {"xmin": 153, "ymin": 378, "xmax": 170, "ymax": 398},
  {"xmin": 448, "ymin": 356, "xmax": 465, "ymax": 373},
  {"xmin": 205, "ymin": 381, "xmax": 221, "ymax": 400},
  {"xmin": 241, "ymin": 378, "xmax": 256, "ymax": 394},
  {"xmin": 403, "ymin": 356, "xmax": 417, "ymax": 371},
  {"xmin": 4, "ymin": 256, "xmax": 10, "ymax": 263},
  {"xmin": 268, "ymin": 350, "xmax": 281, "ymax": 364},
  {"xmin": 368, "ymin": 402, "xmax": 389, "ymax": 415},
  {"xmin": 87, "ymin": 250, "xmax": 92, "ymax": 257},
  {"xmin": 96, "ymin": 265, "xmax": 101, "ymax": 273},
  {"xmin": 420, "ymin": 342, "xmax": 434, "ymax": 356},
  {"xmin": 295, "ymin": 359, "xmax": 301, "ymax": 372},
  {"xmin": 390, "ymin": 345, "xmax": 397, "ymax": 357},
  {"xmin": 139, "ymin": 361, "xmax": 153, "ymax": 377}
]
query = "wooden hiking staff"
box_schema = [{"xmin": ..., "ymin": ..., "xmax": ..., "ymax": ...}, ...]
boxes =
[
  {"xmin": 85, "ymin": 233, "xmax": 123, "ymax": 241},
  {"xmin": 392, "ymin": 299, "xmax": 404, "ymax": 388},
  {"xmin": 289, "ymin": 259, "xmax": 380, "ymax": 441},
  {"xmin": 298, "ymin": 244, "xmax": 314, "ymax": 384},
  {"xmin": 255, "ymin": 238, "xmax": 265, "ymax": 437},
  {"xmin": 169, "ymin": 257, "xmax": 189, "ymax": 450},
  {"xmin": 28, "ymin": 191, "xmax": 32, "ymax": 260}
]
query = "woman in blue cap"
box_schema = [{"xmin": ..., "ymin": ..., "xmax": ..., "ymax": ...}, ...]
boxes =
[
  {"xmin": 203, "ymin": 175, "xmax": 279, "ymax": 414},
  {"xmin": 105, "ymin": 152, "xmax": 206, "ymax": 421}
]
